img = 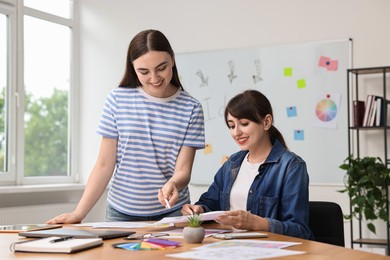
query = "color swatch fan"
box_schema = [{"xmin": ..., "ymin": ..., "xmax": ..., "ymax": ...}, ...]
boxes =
[{"xmin": 113, "ymin": 238, "xmax": 181, "ymax": 251}]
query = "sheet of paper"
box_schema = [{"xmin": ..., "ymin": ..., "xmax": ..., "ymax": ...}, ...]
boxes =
[
  {"xmin": 167, "ymin": 245, "xmax": 305, "ymax": 260},
  {"xmin": 157, "ymin": 228, "xmax": 231, "ymax": 239},
  {"xmin": 192, "ymin": 239, "xmax": 302, "ymax": 250},
  {"xmin": 154, "ymin": 211, "xmax": 226, "ymax": 224}
]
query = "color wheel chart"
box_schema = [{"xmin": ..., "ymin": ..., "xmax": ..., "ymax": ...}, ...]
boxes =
[
  {"xmin": 313, "ymin": 93, "xmax": 341, "ymax": 129},
  {"xmin": 316, "ymin": 95, "xmax": 337, "ymax": 122}
]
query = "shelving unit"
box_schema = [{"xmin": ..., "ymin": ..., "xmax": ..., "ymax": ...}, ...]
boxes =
[{"xmin": 347, "ymin": 66, "xmax": 390, "ymax": 254}]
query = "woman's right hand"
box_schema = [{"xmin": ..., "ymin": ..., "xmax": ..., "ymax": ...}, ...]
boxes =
[
  {"xmin": 46, "ymin": 212, "xmax": 83, "ymax": 224},
  {"xmin": 181, "ymin": 204, "xmax": 204, "ymax": 215}
]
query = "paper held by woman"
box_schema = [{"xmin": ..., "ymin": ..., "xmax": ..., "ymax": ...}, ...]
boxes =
[{"xmin": 154, "ymin": 211, "xmax": 227, "ymax": 225}]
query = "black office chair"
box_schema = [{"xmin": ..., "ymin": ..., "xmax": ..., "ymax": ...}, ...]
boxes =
[{"xmin": 308, "ymin": 201, "xmax": 345, "ymax": 247}]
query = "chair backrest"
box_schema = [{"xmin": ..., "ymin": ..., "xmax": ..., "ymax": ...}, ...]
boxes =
[{"xmin": 308, "ymin": 201, "xmax": 345, "ymax": 247}]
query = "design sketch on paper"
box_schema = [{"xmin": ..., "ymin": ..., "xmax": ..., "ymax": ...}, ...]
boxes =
[
  {"xmin": 252, "ymin": 58, "xmax": 263, "ymax": 83},
  {"xmin": 227, "ymin": 60, "xmax": 237, "ymax": 84},
  {"xmin": 196, "ymin": 70, "xmax": 209, "ymax": 87}
]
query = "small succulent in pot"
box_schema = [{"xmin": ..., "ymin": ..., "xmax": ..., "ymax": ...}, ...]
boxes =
[{"xmin": 183, "ymin": 214, "xmax": 205, "ymax": 243}]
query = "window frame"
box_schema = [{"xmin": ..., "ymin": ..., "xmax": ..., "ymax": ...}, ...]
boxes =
[
  {"xmin": 0, "ymin": 0, "xmax": 79, "ymax": 186},
  {"xmin": 0, "ymin": 1, "xmax": 17, "ymax": 185}
]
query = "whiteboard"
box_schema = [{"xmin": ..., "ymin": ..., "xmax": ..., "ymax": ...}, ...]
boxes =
[{"xmin": 176, "ymin": 40, "xmax": 351, "ymax": 185}]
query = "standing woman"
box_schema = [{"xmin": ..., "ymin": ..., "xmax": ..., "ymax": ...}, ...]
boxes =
[
  {"xmin": 182, "ymin": 89, "xmax": 313, "ymax": 239},
  {"xmin": 47, "ymin": 29, "xmax": 205, "ymax": 223}
]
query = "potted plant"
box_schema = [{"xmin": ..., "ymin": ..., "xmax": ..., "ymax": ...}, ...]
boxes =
[
  {"xmin": 182, "ymin": 214, "xmax": 205, "ymax": 243},
  {"xmin": 339, "ymin": 155, "xmax": 390, "ymax": 234}
]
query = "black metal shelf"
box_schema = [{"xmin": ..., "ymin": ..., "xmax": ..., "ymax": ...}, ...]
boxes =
[
  {"xmin": 353, "ymin": 238, "xmax": 389, "ymax": 246},
  {"xmin": 347, "ymin": 66, "xmax": 390, "ymax": 255}
]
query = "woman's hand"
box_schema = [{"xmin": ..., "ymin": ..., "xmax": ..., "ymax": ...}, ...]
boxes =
[
  {"xmin": 215, "ymin": 210, "xmax": 269, "ymax": 231},
  {"xmin": 181, "ymin": 204, "xmax": 204, "ymax": 215},
  {"xmin": 46, "ymin": 212, "xmax": 83, "ymax": 224},
  {"xmin": 158, "ymin": 181, "xmax": 179, "ymax": 208}
]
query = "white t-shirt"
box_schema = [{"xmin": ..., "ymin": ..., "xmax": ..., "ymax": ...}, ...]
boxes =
[{"xmin": 230, "ymin": 153, "xmax": 262, "ymax": 210}]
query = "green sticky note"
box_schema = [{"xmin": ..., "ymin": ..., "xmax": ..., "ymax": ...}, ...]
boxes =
[
  {"xmin": 297, "ymin": 79, "xmax": 306, "ymax": 89},
  {"xmin": 284, "ymin": 67, "xmax": 293, "ymax": 77}
]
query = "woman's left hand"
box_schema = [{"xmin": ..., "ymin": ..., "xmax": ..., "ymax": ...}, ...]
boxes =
[
  {"xmin": 216, "ymin": 210, "xmax": 268, "ymax": 231},
  {"xmin": 158, "ymin": 181, "xmax": 179, "ymax": 208}
]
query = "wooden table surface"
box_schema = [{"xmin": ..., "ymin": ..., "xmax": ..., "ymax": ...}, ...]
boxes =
[{"xmin": 1, "ymin": 223, "xmax": 389, "ymax": 259}]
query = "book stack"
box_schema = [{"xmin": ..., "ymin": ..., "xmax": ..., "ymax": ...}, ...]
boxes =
[{"xmin": 361, "ymin": 95, "xmax": 385, "ymax": 127}]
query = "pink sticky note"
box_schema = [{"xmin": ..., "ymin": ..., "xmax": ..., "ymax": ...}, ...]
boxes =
[
  {"xmin": 318, "ymin": 56, "xmax": 330, "ymax": 68},
  {"xmin": 327, "ymin": 60, "xmax": 338, "ymax": 71}
]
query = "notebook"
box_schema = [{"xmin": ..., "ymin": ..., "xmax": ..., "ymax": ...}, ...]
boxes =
[
  {"xmin": 11, "ymin": 236, "xmax": 103, "ymax": 254},
  {"xmin": 19, "ymin": 228, "xmax": 134, "ymax": 240}
]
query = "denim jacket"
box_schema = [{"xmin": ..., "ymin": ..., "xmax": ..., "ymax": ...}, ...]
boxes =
[{"xmin": 195, "ymin": 139, "xmax": 314, "ymax": 240}]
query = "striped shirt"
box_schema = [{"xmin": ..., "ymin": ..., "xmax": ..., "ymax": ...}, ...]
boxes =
[{"xmin": 97, "ymin": 87, "xmax": 205, "ymax": 216}]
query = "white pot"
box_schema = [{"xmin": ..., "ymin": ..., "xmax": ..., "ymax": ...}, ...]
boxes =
[{"xmin": 183, "ymin": 226, "xmax": 205, "ymax": 243}]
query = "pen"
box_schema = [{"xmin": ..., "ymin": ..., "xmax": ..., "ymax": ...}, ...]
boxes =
[
  {"xmin": 160, "ymin": 189, "xmax": 171, "ymax": 209},
  {"xmin": 50, "ymin": 236, "xmax": 73, "ymax": 243},
  {"xmin": 164, "ymin": 198, "xmax": 171, "ymax": 209}
]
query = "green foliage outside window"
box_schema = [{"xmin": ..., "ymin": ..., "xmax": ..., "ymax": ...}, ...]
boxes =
[
  {"xmin": 0, "ymin": 88, "xmax": 68, "ymax": 177},
  {"xmin": 24, "ymin": 89, "xmax": 68, "ymax": 176}
]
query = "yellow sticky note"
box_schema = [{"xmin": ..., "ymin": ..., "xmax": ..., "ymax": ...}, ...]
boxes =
[
  {"xmin": 204, "ymin": 144, "xmax": 213, "ymax": 155},
  {"xmin": 284, "ymin": 67, "xmax": 292, "ymax": 77},
  {"xmin": 297, "ymin": 79, "xmax": 306, "ymax": 89},
  {"xmin": 221, "ymin": 155, "xmax": 229, "ymax": 164}
]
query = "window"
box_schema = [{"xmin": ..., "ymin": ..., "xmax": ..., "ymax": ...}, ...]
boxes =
[{"xmin": 0, "ymin": 0, "xmax": 77, "ymax": 185}]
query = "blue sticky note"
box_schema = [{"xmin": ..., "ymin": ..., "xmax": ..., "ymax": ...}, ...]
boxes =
[
  {"xmin": 294, "ymin": 130, "xmax": 304, "ymax": 141},
  {"xmin": 286, "ymin": 106, "xmax": 297, "ymax": 117}
]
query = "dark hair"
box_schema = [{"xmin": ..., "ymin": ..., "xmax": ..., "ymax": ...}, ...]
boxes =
[
  {"xmin": 118, "ymin": 29, "xmax": 183, "ymax": 89},
  {"xmin": 224, "ymin": 89, "xmax": 288, "ymax": 149}
]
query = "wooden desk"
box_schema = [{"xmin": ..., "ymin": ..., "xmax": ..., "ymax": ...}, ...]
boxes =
[{"xmin": 1, "ymin": 223, "xmax": 389, "ymax": 260}]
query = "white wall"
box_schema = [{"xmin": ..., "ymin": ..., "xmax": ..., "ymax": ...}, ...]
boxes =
[{"xmin": 77, "ymin": 0, "xmax": 390, "ymax": 253}]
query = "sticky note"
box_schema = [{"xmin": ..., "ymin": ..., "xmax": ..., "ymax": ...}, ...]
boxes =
[
  {"xmin": 286, "ymin": 106, "xmax": 297, "ymax": 117},
  {"xmin": 297, "ymin": 79, "xmax": 306, "ymax": 89},
  {"xmin": 284, "ymin": 67, "xmax": 293, "ymax": 77},
  {"xmin": 318, "ymin": 56, "xmax": 339, "ymax": 71},
  {"xmin": 294, "ymin": 130, "xmax": 304, "ymax": 141},
  {"xmin": 327, "ymin": 60, "xmax": 338, "ymax": 71},
  {"xmin": 318, "ymin": 56, "xmax": 331, "ymax": 67},
  {"xmin": 221, "ymin": 155, "xmax": 229, "ymax": 164},
  {"xmin": 204, "ymin": 143, "xmax": 213, "ymax": 154}
]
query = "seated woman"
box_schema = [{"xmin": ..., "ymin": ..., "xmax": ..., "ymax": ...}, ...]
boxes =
[{"xmin": 182, "ymin": 89, "xmax": 313, "ymax": 240}]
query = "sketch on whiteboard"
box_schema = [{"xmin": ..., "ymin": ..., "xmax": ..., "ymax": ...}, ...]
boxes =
[
  {"xmin": 202, "ymin": 97, "xmax": 217, "ymax": 122},
  {"xmin": 252, "ymin": 58, "xmax": 263, "ymax": 83},
  {"xmin": 196, "ymin": 70, "xmax": 209, "ymax": 87},
  {"xmin": 227, "ymin": 60, "xmax": 237, "ymax": 83}
]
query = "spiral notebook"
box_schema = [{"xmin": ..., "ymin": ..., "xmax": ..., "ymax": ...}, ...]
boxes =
[{"xmin": 11, "ymin": 236, "xmax": 103, "ymax": 254}]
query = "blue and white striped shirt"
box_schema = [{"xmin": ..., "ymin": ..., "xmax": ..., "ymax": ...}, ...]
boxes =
[{"xmin": 97, "ymin": 87, "xmax": 205, "ymax": 216}]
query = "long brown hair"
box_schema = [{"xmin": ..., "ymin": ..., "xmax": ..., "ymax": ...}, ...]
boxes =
[
  {"xmin": 224, "ymin": 89, "xmax": 288, "ymax": 149},
  {"xmin": 118, "ymin": 29, "xmax": 183, "ymax": 89}
]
